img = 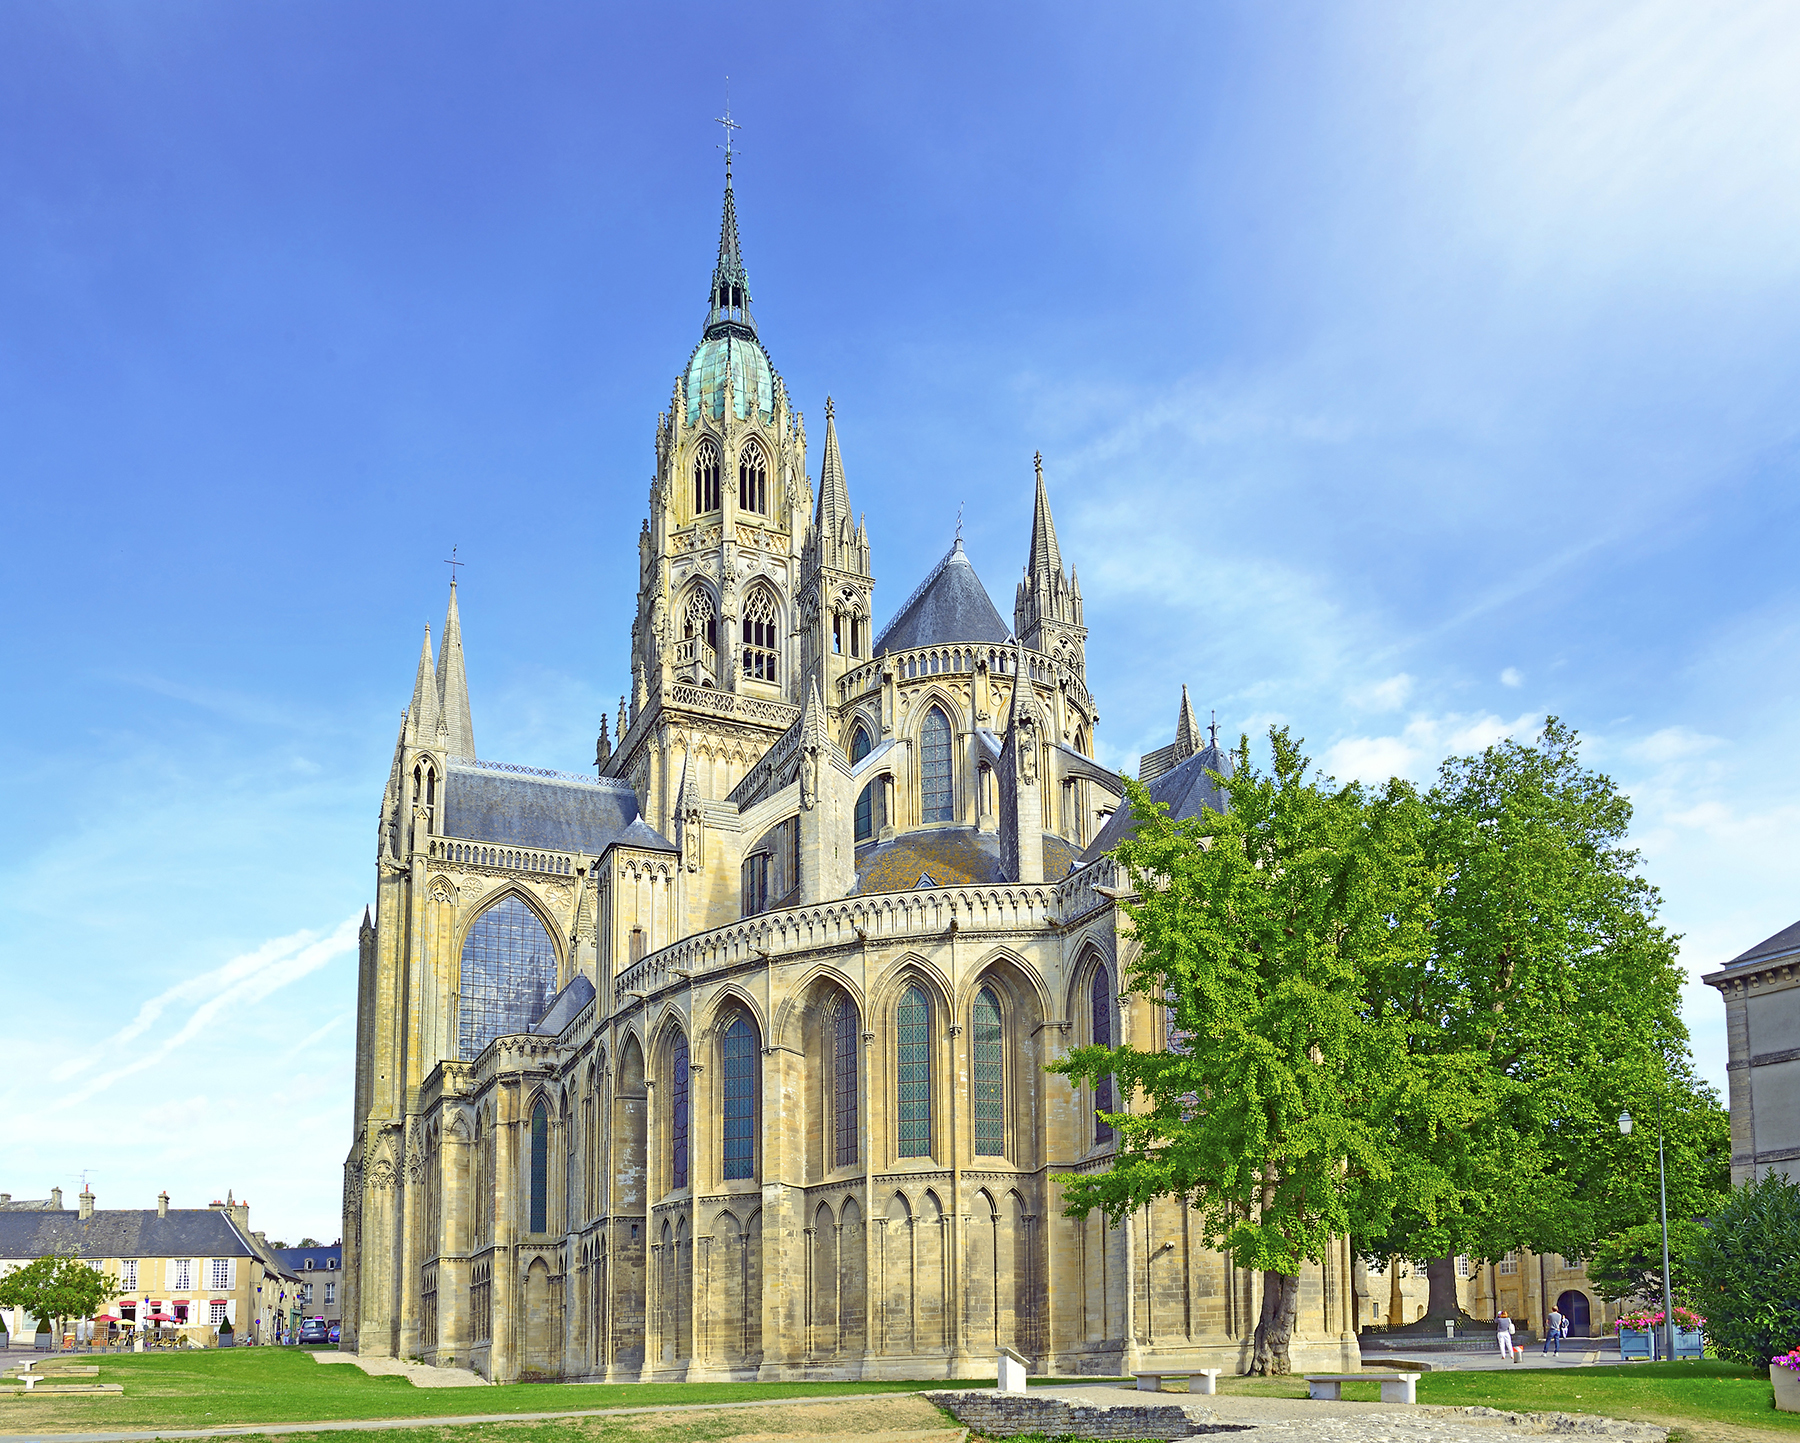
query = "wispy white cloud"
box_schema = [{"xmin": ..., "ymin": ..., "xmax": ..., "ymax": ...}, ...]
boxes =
[
  {"xmin": 1348, "ymin": 673, "xmax": 1414, "ymax": 711},
  {"xmin": 1500, "ymin": 667, "xmax": 1524, "ymax": 688}
]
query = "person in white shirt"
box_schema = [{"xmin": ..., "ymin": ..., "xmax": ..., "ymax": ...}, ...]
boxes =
[{"xmin": 1496, "ymin": 1309, "xmax": 1518, "ymax": 1361}]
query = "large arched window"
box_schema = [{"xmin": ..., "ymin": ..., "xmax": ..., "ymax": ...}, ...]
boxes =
[
  {"xmin": 457, "ymin": 895, "xmax": 558, "ymax": 1061},
  {"xmin": 972, "ymin": 986, "xmax": 1004, "ymax": 1156},
  {"xmin": 693, "ymin": 438, "xmax": 721, "ymax": 513},
  {"xmin": 849, "ymin": 725, "xmax": 872, "ymax": 763},
  {"xmin": 528, "ymin": 1100, "xmax": 549, "ymax": 1233},
  {"xmin": 831, "ymin": 995, "xmax": 859, "ymax": 1168},
  {"xmin": 919, "ymin": 707, "xmax": 954, "ymax": 824},
  {"xmin": 741, "ymin": 587, "xmax": 779, "ymax": 682},
  {"xmin": 671, "ymin": 1033, "xmax": 690, "ymax": 1191},
  {"xmin": 1091, "ymin": 964, "xmax": 1114, "ymax": 1144},
  {"xmin": 851, "ymin": 727, "xmax": 876, "ymax": 843},
  {"xmin": 684, "ymin": 587, "xmax": 718, "ymax": 654},
  {"xmin": 721, "ymin": 1015, "xmax": 756, "ymax": 1180},
  {"xmin": 737, "ymin": 438, "xmax": 767, "ymax": 514},
  {"xmin": 897, "ymin": 985, "xmax": 932, "ymax": 1158}
]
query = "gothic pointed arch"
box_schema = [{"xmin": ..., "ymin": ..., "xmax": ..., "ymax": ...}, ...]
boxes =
[
  {"xmin": 737, "ymin": 434, "xmax": 769, "ymax": 514},
  {"xmin": 719, "ymin": 1008, "xmax": 759, "ymax": 1181},
  {"xmin": 693, "ymin": 434, "xmax": 722, "ymax": 514},
  {"xmin": 740, "ymin": 580, "xmax": 781, "ymax": 683},
  {"xmin": 454, "ymin": 890, "xmax": 561, "ymax": 1061},
  {"xmin": 918, "ymin": 703, "xmax": 955, "ymax": 825}
]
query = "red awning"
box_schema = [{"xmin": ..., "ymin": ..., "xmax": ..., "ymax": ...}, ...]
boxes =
[{"xmin": 210, "ymin": 1298, "xmax": 229, "ymax": 1304}]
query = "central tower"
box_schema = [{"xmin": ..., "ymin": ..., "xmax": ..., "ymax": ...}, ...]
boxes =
[{"xmin": 612, "ymin": 156, "xmax": 816, "ymax": 838}]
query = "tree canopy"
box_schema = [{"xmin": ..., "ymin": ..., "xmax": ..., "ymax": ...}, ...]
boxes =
[{"xmin": 0, "ymin": 1254, "xmax": 113, "ymax": 1334}]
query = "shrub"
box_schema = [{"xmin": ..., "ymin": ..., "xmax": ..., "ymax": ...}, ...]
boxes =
[{"xmin": 1686, "ymin": 1171, "xmax": 1800, "ymax": 1366}]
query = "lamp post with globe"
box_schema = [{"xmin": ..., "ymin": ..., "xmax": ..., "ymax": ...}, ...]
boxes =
[{"xmin": 1618, "ymin": 1107, "xmax": 1676, "ymax": 1362}]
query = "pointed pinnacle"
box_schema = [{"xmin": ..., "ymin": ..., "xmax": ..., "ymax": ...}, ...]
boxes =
[
  {"xmin": 1175, "ymin": 684, "xmax": 1202, "ymax": 758},
  {"xmin": 815, "ymin": 398, "xmax": 851, "ymax": 531},
  {"xmin": 1028, "ymin": 454, "xmax": 1063, "ymax": 581}
]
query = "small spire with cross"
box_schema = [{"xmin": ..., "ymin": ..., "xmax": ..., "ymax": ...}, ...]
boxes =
[
  {"xmin": 1034, "ymin": 450, "xmax": 1043, "ymax": 479},
  {"xmin": 825, "ymin": 394, "xmax": 834, "ymax": 419},
  {"xmin": 444, "ymin": 546, "xmax": 465, "ymax": 587},
  {"xmin": 956, "ymin": 502, "xmax": 964, "ymax": 545},
  {"xmin": 714, "ymin": 80, "xmax": 741, "ymax": 179},
  {"xmin": 1210, "ymin": 709, "xmax": 1219, "ymax": 747}
]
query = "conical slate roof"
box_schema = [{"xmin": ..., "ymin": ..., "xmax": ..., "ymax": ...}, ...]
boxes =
[
  {"xmin": 873, "ymin": 538, "xmax": 1011, "ymax": 656},
  {"xmin": 1080, "ymin": 737, "xmax": 1234, "ymax": 865}
]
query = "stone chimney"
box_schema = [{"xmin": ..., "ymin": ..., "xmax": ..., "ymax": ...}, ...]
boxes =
[
  {"xmin": 1, "ymin": 1193, "xmax": 11, "ymax": 1204},
  {"xmin": 50, "ymin": 1187, "xmax": 63, "ymax": 1210},
  {"xmin": 79, "ymin": 1187, "xmax": 94, "ymax": 1220},
  {"xmin": 158, "ymin": 1191, "xmax": 170, "ymax": 1219}
]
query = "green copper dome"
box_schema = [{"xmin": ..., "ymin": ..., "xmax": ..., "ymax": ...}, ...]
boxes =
[{"xmin": 685, "ymin": 335, "xmax": 775, "ymax": 423}]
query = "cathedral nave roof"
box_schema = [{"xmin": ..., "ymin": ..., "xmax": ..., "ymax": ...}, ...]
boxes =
[{"xmin": 442, "ymin": 761, "xmax": 673, "ymax": 856}]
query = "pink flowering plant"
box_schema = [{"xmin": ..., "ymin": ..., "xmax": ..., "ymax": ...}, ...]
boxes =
[
  {"xmin": 1773, "ymin": 1349, "xmax": 1800, "ymax": 1372},
  {"xmin": 1617, "ymin": 1306, "xmax": 1705, "ymax": 1333}
]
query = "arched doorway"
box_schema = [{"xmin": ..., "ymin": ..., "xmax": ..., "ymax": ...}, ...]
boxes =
[{"xmin": 1556, "ymin": 1290, "xmax": 1592, "ymax": 1337}]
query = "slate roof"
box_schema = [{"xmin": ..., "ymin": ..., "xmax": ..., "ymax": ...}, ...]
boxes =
[
  {"xmin": 1080, "ymin": 739, "xmax": 1233, "ymax": 864},
  {"xmin": 874, "ymin": 539, "xmax": 1011, "ymax": 657},
  {"xmin": 1725, "ymin": 918, "xmax": 1800, "ymax": 969},
  {"xmin": 532, "ymin": 974, "xmax": 598, "ymax": 1036},
  {"xmin": 443, "ymin": 761, "xmax": 672, "ymax": 855},
  {"xmin": 0, "ymin": 1209, "xmax": 256, "ymax": 1262},
  {"xmin": 854, "ymin": 826, "xmax": 1083, "ymax": 893},
  {"xmin": 272, "ymin": 1245, "xmax": 342, "ymax": 1272}
]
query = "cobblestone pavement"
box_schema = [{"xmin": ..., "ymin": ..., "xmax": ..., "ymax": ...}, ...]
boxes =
[{"xmin": 1030, "ymin": 1384, "xmax": 1668, "ymax": 1443}]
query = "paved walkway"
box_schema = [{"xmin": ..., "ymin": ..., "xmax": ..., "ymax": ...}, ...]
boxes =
[{"xmin": 309, "ymin": 1353, "xmax": 488, "ymax": 1388}]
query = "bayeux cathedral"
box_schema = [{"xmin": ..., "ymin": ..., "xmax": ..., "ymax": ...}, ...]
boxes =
[{"xmin": 342, "ymin": 157, "xmax": 1362, "ymax": 1382}]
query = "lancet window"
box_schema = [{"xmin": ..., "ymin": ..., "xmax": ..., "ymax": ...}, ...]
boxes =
[
  {"xmin": 528, "ymin": 1100, "xmax": 548, "ymax": 1233},
  {"xmin": 897, "ymin": 985, "xmax": 932, "ymax": 1158},
  {"xmin": 1091, "ymin": 964, "xmax": 1115, "ymax": 1143},
  {"xmin": 671, "ymin": 1033, "xmax": 690, "ymax": 1191},
  {"xmin": 972, "ymin": 986, "xmax": 1004, "ymax": 1155},
  {"xmin": 920, "ymin": 706, "xmax": 954, "ymax": 824},
  {"xmin": 721, "ymin": 1014, "xmax": 757, "ymax": 1180},
  {"xmin": 684, "ymin": 587, "xmax": 719, "ymax": 667},
  {"xmin": 738, "ymin": 439, "xmax": 767, "ymax": 514},
  {"xmin": 831, "ymin": 994, "xmax": 859, "ymax": 1168},
  {"xmin": 693, "ymin": 438, "xmax": 721, "ymax": 514},
  {"xmin": 741, "ymin": 587, "xmax": 779, "ymax": 682}
]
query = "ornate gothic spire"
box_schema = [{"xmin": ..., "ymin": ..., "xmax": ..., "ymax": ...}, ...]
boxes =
[
  {"xmin": 435, "ymin": 581, "xmax": 476, "ymax": 760},
  {"xmin": 815, "ymin": 396, "xmax": 851, "ymax": 534},
  {"xmin": 1027, "ymin": 450, "xmax": 1063, "ymax": 582},
  {"xmin": 705, "ymin": 154, "xmax": 755, "ymax": 339},
  {"xmin": 1173, "ymin": 684, "xmax": 1202, "ymax": 760},
  {"xmin": 405, "ymin": 624, "xmax": 438, "ymax": 746}
]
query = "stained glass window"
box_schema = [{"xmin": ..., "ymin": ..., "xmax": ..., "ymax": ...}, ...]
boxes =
[
  {"xmin": 741, "ymin": 588, "xmax": 778, "ymax": 681},
  {"xmin": 722, "ymin": 1016, "xmax": 755, "ymax": 1180},
  {"xmin": 529, "ymin": 1101, "xmax": 548, "ymax": 1232},
  {"xmin": 1092, "ymin": 965, "xmax": 1114, "ymax": 1143},
  {"xmin": 897, "ymin": 985, "xmax": 931, "ymax": 1157},
  {"xmin": 833, "ymin": 997, "xmax": 859, "ymax": 1168},
  {"xmin": 671, "ymin": 1035, "xmax": 690, "ymax": 1190},
  {"xmin": 855, "ymin": 782, "xmax": 875, "ymax": 843},
  {"xmin": 738, "ymin": 439, "xmax": 767, "ymax": 513},
  {"xmin": 920, "ymin": 707, "xmax": 953, "ymax": 823},
  {"xmin": 973, "ymin": 987, "xmax": 1004, "ymax": 1155},
  {"xmin": 457, "ymin": 896, "xmax": 557, "ymax": 1062},
  {"xmin": 694, "ymin": 438, "xmax": 721, "ymax": 513}
]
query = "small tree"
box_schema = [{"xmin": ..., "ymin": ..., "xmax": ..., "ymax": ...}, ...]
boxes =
[
  {"xmin": 1686, "ymin": 1172, "xmax": 1800, "ymax": 1366},
  {"xmin": 0, "ymin": 1255, "xmax": 113, "ymax": 1342},
  {"xmin": 1586, "ymin": 1219, "xmax": 1707, "ymax": 1305}
]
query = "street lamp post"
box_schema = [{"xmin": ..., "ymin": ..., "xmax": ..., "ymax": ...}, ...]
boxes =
[{"xmin": 1618, "ymin": 1108, "xmax": 1676, "ymax": 1363}]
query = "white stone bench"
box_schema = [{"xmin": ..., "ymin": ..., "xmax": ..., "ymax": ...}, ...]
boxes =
[
  {"xmin": 1134, "ymin": 1368, "xmax": 1224, "ymax": 1394},
  {"xmin": 1306, "ymin": 1372, "xmax": 1420, "ymax": 1404}
]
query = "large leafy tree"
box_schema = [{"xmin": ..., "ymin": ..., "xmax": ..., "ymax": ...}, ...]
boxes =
[
  {"xmin": 0, "ymin": 1254, "xmax": 113, "ymax": 1338},
  {"xmin": 1052, "ymin": 728, "xmax": 1474, "ymax": 1373},
  {"xmin": 1685, "ymin": 1172, "xmax": 1800, "ymax": 1366},
  {"xmin": 1359, "ymin": 719, "xmax": 1725, "ymax": 1318}
]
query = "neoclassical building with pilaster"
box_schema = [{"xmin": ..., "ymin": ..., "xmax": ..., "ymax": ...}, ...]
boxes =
[{"xmin": 341, "ymin": 156, "xmax": 1362, "ymax": 1383}]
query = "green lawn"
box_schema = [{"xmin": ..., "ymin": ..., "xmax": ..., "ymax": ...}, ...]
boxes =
[{"xmin": 2, "ymin": 1348, "xmax": 945, "ymax": 1432}]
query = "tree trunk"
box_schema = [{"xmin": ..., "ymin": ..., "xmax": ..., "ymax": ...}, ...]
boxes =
[
  {"xmin": 1424, "ymin": 1254, "xmax": 1464, "ymax": 1319},
  {"xmin": 1250, "ymin": 1271, "xmax": 1299, "ymax": 1374}
]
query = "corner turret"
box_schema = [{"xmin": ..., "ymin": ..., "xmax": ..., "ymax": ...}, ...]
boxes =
[{"xmin": 1014, "ymin": 453, "xmax": 1087, "ymax": 677}]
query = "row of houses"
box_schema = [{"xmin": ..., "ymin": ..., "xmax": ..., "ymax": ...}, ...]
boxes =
[{"xmin": 0, "ymin": 1188, "xmax": 326, "ymax": 1346}]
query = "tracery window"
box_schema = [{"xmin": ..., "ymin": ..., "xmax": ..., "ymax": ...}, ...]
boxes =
[
  {"xmin": 685, "ymin": 588, "xmax": 718, "ymax": 654},
  {"xmin": 855, "ymin": 782, "xmax": 875, "ymax": 843},
  {"xmin": 529, "ymin": 1100, "xmax": 548, "ymax": 1233},
  {"xmin": 670, "ymin": 1034, "xmax": 690, "ymax": 1191},
  {"xmin": 693, "ymin": 438, "xmax": 721, "ymax": 513},
  {"xmin": 738, "ymin": 439, "xmax": 767, "ymax": 514},
  {"xmin": 972, "ymin": 986, "xmax": 1004, "ymax": 1156},
  {"xmin": 920, "ymin": 707, "xmax": 954, "ymax": 824},
  {"xmin": 832, "ymin": 995, "xmax": 859, "ymax": 1167},
  {"xmin": 743, "ymin": 851, "xmax": 770, "ymax": 915},
  {"xmin": 457, "ymin": 896, "xmax": 558, "ymax": 1061},
  {"xmin": 722, "ymin": 1015, "xmax": 756, "ymax": 1180},
  {"xmin": 1091, "ymin": 964, "xmax": 1115, "ymax": 1143},
  {"xmin": 849, "ymin": 725, "xmax": 871, "ymax": 763},
  {"xmin": 897, "ymin": 985, "xmax": 932, "ymax": 1158},
  {"xmin": 741, "ymin": 588, "xmax": 778, "ymax": 682}
]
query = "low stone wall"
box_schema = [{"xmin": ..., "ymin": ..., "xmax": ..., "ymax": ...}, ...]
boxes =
[{"xmin": 926, "ymin": 1391, "xmax": 1246, "ymax": 1440}]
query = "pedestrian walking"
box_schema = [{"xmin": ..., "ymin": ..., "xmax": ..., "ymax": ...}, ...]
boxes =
[
  {"xmin": 1544, "ymin": 1306, "xmax": 1565, "ymax": 1355},
  {"xmin": 1496, "ymin": 1310, "xmax": 1518, "ymax": 1361}
]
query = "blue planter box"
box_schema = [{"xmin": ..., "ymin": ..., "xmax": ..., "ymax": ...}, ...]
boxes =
[
  {"xmin": 1619, "ymin": 1327, "xmax": 1654, "ymax": 1360},
  {"xmin": 1672, "ymin": 1328, "xmax": 1704, "ymax": 1360}
]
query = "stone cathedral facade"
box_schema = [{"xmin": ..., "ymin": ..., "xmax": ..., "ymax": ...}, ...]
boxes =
[{"xmin": 342, "ymin": 163, "xmax": 1362, "ymax": 1382}]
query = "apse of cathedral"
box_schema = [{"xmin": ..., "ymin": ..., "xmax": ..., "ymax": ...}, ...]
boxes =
[{"xmin": 343, "ymin": 157, "xmax": 1361, "ymax": 1382}]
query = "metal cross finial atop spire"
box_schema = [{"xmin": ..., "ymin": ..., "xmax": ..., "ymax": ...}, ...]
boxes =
[
  {"xmin": 825, "ymin": 394, "xmax": 834, "ymax": 419},
  {"xmin": 956, "ymin": 502, "xmax": 964, "ymax": 544},
  {"xmin": 1210, "ymin": 709, "xmax": 1219, "ymax": 747},
  {"xmin": 715, "ymin": 80, "xmax": 741, "ymax": 178},
  {"xmin": 1034, "ymin": 450, "xmax": 1043, "ymax": 478},
  {"xmin": 444, "ymin": 546, "xmax": 465, "ymax": 586}
]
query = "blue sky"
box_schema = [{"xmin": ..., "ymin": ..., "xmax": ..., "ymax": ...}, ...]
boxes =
[{"xmin": 3, "ymin": 2, "xmax": 1797, "ymax": 1241}]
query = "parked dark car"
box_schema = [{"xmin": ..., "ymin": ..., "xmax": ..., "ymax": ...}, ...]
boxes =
[{"xmin": 297, "ymin": 1319, "xmax": 331, "ymax": 1346}]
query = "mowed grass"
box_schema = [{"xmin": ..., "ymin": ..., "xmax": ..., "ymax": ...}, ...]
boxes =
[{"xmin": 0, "ymin": 1347, "xmax": 945, "ymax": 1432}]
